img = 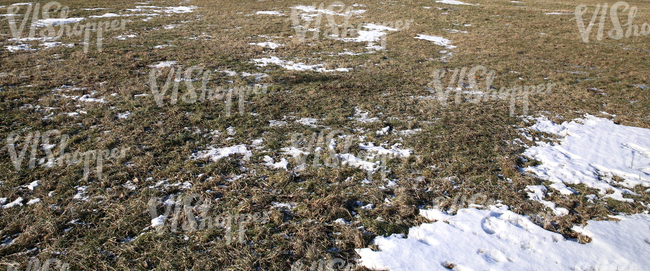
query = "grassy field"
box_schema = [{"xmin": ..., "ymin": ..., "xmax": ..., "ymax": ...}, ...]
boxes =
[{"xmin": 0, "ymin": 0, "xmax": 649, "ymax": 270}]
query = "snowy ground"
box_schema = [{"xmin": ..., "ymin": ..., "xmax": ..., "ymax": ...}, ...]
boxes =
[{"xmin": 357, "ymin": 116, "xmax": 650, "ymax": 270}]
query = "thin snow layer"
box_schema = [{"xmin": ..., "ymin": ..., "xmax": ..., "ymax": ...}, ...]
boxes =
[
  {"xmin": 359, "ymin": 143, "xmax": 412, "ymax": 158},
  {"xmin": 436, "ymin": 0, "xmax": 479, "ymax": 5},
  {"xmin": 2, "ymin": 197, "xmax": 23, "ymax": 209},
  {"xmin": 149, "ymin": 61, "xmax": 177, "ymax": 68},
  {"xmin": 252, "ymin": 56, "xmax": 351, "ymax": 73},
  {"xmin": 414, "ymin": 34, "xmax": 456, "ymax": 49},
  {"xmin": 351, "ymin": 108, "xmax": 379, "ymax": 123},
  {"xmin": 256, "ymin": 11, "xmax": 284, "ymax": 16},
  {"xmin": 126, "ymin": 5, "xmax": 197, "ymax": 14},
  {"xmin": 249, "ymin": 42, "xmax": 283, "ymax": 49},
  {"xmin": 34, "ymin": 18, "xmax": 85, "ymax": 27},
  {"xmin": 524, "ymin": 115, "xmax": 650, "ymax": 201},
  {"xmin": 338, "ymin": 153, "xmax": 379, "ymax": 171},
  {"xmin": 5, "ymin": 44, "xmax": 34, "ymax": 52},
  {"xmin": 357, "ymin": 206, "xmax": 650, "ymax": 271},
  {"xmin": 190, "ymin": 144, "xmax": 252, "ymax": 162},
  {"xmin": 525, "ymin": 185, "xmax": 569, "ymax": 216},
  {"xmin": 340, "ymin": 23, "xmax": 398, "ymax": 50},
  {"xmin": 40, "ymin": 42, "xmax": 75, "ymax": 49},
  {"xmin": 291, "ymin": 5, "xmax": 365, "ymax": 21},
  {"xmin": 546, "ymin": 12, "xmax": 574, "ymax": 15},
  {"xmin": 263, "ymin": 156, "xmax": 289, "ymax": 170}
]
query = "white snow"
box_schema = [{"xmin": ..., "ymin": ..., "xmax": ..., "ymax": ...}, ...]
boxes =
[
  {"xmin": 5, "ymin": 44, "xmax": 34, "ymax": 52},
  {"xmin": 295, "ymin": 118, "xmax": 319, "ymax": 127},
  {"xmin": 269, "ymin": 120, "xmax": 288, "ymax": 127},
  {"xmin": 334, "ymin": 23, "xmax": 400, "ymax": 50},
  {"xmin": 249, "ymin": 42, "xmax": 284, "ymax": 49},
  {"xmin": 26, "ymin": 180, "xmax": 39, "ymax": 191},
  {"xmin": 357, "ymin": 205, "xmax": 650, "ymax": 271},
  {"xmin": 546, "ymin": 12, "xmax": 573, "ymax": 15},
  {"xmin": 73, "ymin": 186, "xmax": 89, "ymax": 201},
  {"xmin": 359, "ymin": 142, "xmax": 412, "ymax": 158},
  {"xmin": 151, "ymin": 215, "xmax": 166, "ymax": 227},
  {"xmin": 524, "ymin": 115, "xmax": 650, "ymax": 202},
  {"xmin": 435, "ymin": 0, "xmax": 479, "ymax": 5},
  {"xmin": 122, "ymin": 181, "xmax": 137, "ymax": 191},
  {"xmin": 263, "ymin": 156, "xmax": 289, "ymax": 170},
  {"xmin": 2, "ymin": 197, "xmax": 23, "ymax": 209},
  {"xmin": 40, "ymin": 42, "xmax": 75, "ymax": 49},
  {"xmin": 281, "ymin": 147, "xmax": 310, "ymax": 160},
  {"xmin": 334, "ymin": 218, "xmax": 350, "ymax": 225},
  {"xmin": 127, "ymin": 5, "xmax": 197, "ymax": 14},
  {"xmin": 34, "ymin": 18, "xmax": 85, "ymax": 28},
  {"xmin": 117, "ymin": 111, "xmax": 131, "ymax": 119},
  {"xmin": 351, "ymin": 108, "xmax": 379, "ymax": 123},
  {"xmin": 291, "ymin": 5, "xmax": 365, "ymax": 20},
  {"xmin": 256, "ymin": 11, "xmax": 284, "ymax": 16},
  {"xmin": 252, "ymin": 56, "xmax": 351, "ymax": 73},
  {"xmin": 89, "ymin": 13, "xmax": 121, "ymax": 18},
  {"xmin": 525, "ymin": 185, "xmax": 569, "ymax": 216},
  {"xmin": 116, "ymin": 34, "xmax": 137, "ymax": 40},
  {"xmin": 77, "ymin": 94, "xmax": 106, "ymax": 103},
  {"xmin": 271, "ymin": 202, "xmax": 296, "ymax": 210},
  {"xmin": 163, "ymin": 6, "xmax": 197, "ymax": 14},
  {"xmin": 26, "ymin": 198, "xmax": 41, "ymax": 205},
  {"xmin": 338, "ymin": 153, "xmax": 379, "ymax": 171},
  {"xmin": 414, "ymin": 34, "xmax": 457, "ymax": 49},
  {"xmin": 190, "ymin": 144, "xmax": 252, "ymax": 162},
  {"xmin": 148, "ymin": 61, "xmax": 177, "ymax": 68}
]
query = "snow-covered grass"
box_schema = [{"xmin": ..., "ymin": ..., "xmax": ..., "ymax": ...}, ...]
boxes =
[
  {"xmin": 358, "ymin": 206, "xmax": 650, "ymax": 270},
  {"xmin": 524, "ymin": 115, "xmax": 650, "ymax": 202}
]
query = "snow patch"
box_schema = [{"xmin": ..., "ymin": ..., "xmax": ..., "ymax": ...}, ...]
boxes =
[
  {"xmin": 524, "ymin": 115, "xmax": 650, "ymax": 201},
  {"xmin": 357, "ymin": 206, "xmax": 650, "ymax": 270},
  {"xmin": 190, "ymin": 145, "xmax": 252, "ymax": 162}
]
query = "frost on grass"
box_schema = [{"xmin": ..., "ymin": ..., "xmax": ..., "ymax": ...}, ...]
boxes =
[
  {"xmin": 524, "ymin": 115, "xmax": 650, "ymax": 201},
  {"xmin": 357, "ymin": 206, "xmax": 650, "ymax": 271}
]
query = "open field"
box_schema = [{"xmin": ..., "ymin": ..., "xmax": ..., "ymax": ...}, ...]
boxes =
[{"xmin": 1, "ymin": 0, "xmax": 649, "ymax": 270}]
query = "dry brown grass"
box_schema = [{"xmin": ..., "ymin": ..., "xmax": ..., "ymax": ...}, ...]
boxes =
[{"xmin": 0, "ymin": 0, "xmax": 648, "ymax": 269}]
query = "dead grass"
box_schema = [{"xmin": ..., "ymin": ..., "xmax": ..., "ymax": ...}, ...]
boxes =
[{"xmin": 0, "ymin": 0, "xmax": 648, "ymax": 269}]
